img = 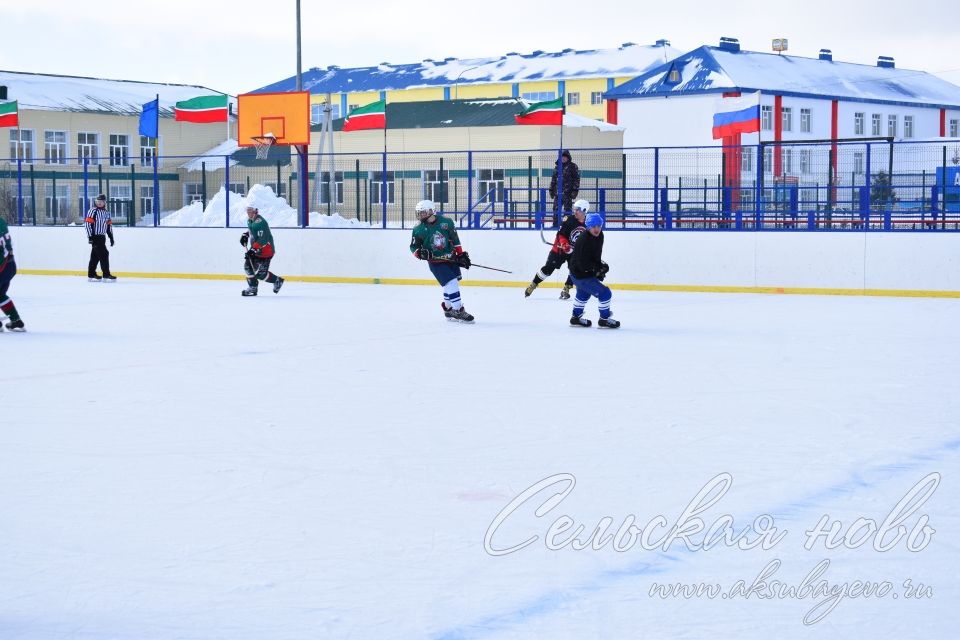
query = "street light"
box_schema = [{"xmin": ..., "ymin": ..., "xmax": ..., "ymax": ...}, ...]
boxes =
[{"xmin": 454, "ymin": 65, "xmax": 482, "ymax": 99}]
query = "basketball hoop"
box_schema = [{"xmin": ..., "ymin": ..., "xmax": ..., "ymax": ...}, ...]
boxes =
[{"xmin": 251, "ymin": 134, "xmax": 276, "ymax": 160}]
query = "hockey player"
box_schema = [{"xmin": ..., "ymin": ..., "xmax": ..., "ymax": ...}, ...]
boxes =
[
  {"xmin": 0, "ymin": 217, "xmax": 25, "ymax": 331},
  {"xmin": 524, "ymin": 198, "xmax": 589, "ymax": 299},
  {"xmin": 568, "ymin": 213, "xmax": 620, "ymax": 328},
  {"xmin": 240, "ymin": 205, "xmax": 284, "ymax": 297},
  {"xmin": 409, "ymin": 199, "xmax": 474, "ymax": 323}
]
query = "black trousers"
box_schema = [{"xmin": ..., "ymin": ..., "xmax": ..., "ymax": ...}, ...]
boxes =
[{"xmin": 88, "ymin": 235, "xmax": 111, "ymax": 277}]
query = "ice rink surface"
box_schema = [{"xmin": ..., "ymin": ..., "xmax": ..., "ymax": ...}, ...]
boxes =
[{"xmin": 3, "ymin": 275, "xmax": 959, "ymax": 639}]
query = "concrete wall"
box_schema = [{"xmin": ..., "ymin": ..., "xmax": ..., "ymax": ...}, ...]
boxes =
[{"xmin": 12, "ymin": 226, "xmax": 959, "ymax": 294}]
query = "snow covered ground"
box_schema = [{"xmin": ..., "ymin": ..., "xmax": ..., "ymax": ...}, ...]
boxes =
[{"xmin": 2, "ymin": 276, "xmax": 958, "ymax": 639}]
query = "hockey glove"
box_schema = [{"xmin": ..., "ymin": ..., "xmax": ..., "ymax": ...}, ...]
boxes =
[
  {"xmin": 245, "ymin": 249, "xmax": 257, "ymax": 261},
  {"xmin": 240, "ymin": 232, "xmax": 249, "ymax": 247},
  {"xmin": 455, "ymin": 252, "xmax": 471, "ymax": 269},
  {"xmin": 598, "ymin": 261, "xmax": 609, "ymax": 278},
  {"xmin": 416, "ymin": 248, "xmax": 431, "ymax": 260}
]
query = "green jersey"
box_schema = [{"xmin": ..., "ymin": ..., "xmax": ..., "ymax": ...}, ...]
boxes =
[
  {"xmin": 0, "ymin": 218, "xmax": 12, "ymax": 264},
  {"xmin": 409, "ymin": 215, "xmax": 462, "ymax": 260},
  {"xmin": 247, "ymin": 215, "xmax": 275, "ymax": 258}
]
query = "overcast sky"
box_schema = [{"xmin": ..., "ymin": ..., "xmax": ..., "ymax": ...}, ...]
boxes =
[{"xmin": 3, "ymin": 0, "xmax": 958, "ymax": 94}]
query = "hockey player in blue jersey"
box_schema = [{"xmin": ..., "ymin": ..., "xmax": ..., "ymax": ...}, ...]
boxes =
[{"xmin": 568, "ymin": 213, "xmax": 620, "ymax": 328}]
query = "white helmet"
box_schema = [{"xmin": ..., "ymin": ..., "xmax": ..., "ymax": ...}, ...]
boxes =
[
  {"xmin": 573, "ymin": 199, "xmax": 590, "ymax": 214},
  {"xmin": 415, "ymin": 199, "xmax": 435, "ymax": 219}
]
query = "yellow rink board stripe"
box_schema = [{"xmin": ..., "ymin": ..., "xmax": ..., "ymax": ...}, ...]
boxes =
[{"xmin": 18, "ymin": 269, "xmax": 960, "ymax": 299}]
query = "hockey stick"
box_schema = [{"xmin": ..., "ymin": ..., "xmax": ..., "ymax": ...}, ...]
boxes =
[{"xmin": 430, "ymin": 257, "xmax": 513, "ymax": 274}]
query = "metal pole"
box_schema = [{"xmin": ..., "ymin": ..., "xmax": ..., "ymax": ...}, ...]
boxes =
[{"xmin": 295, "ymin": 0, "xmax": 306, "ymax": 225}]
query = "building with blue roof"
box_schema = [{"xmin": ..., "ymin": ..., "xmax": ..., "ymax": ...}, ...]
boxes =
[{"xmin": 253, "ymin": 40, "xmax": 680, "ymax": 124}]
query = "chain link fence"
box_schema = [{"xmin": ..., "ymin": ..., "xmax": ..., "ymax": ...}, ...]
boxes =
[{"xmin": 3, "ymin": 140, "xmax": 959, "ymax": 230}]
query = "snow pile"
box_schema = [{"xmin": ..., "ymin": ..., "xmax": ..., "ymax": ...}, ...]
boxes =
[{"xmin": 158, "ymin": 184, "xmax": 370, "ymax": 228}]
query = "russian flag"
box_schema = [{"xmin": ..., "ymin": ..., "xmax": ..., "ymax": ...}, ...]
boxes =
[{"xmin": 712, "ymin": 91, "xmax": 761, "ymax": 139}]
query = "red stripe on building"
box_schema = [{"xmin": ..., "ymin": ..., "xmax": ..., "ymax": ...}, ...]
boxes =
[
  {"xmin": 606, "ymin": 99, "xmax": 618, "ymax": 125},
  {"xmin": 940, "ymin": 108, "xmax": 946, "ymax": 137},
  {"xmin": 773, "ymin": 95, "xmax": 782, "ymax": 177},
  {"xmin": 831, "ymin": 100, "xmax": 839, "ymax": 205}
]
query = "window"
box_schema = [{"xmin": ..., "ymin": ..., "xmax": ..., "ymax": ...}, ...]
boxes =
[
  {"xmin": 370, "ymin": 171, "xmax": 395, "ymax": 205},
  {"xmin": 109, "ymin": 134, "xmax": 129, "ymax": 166},
  {"xmin": 872, "ymin": 114, "xmax": 882, "ymax": 136},
  {"xmin": 782, "ymin": 107, "xmax": 793, "ymax": 133},
  {"xmin": 782, "ymin": 148, "xmax": 793, "ymax": 173},
  {"xmin": 44, "ymin": 130, "xmax": 68, "ymax": 165},
  {"xmin": 317, "ymin": 171, "xmax": 343, "ymax": 205},
  {"xmin": 853, "ymin": 151, "xmax": 864, "ymax": 175},
  {"xmin": 761, "ymin": 105, "xmax": 773, "ymax": 131},
  {"xmin": 265, "ymin": 181, "xmax": 287, "ymax": 200},
  {"xmin": 422, "ymin": 169, "xmax": 449, "ymax": 204},
  {"xmin": 226, "ymin": 183, "xmax": 245, "ymax": 196},
  {"xmin": 800, "ymin": 108, "xmax": 811, "ymax": 133},
  {"xmin": 740, "ymin": 147, "xmax": 755, "ymax": 173},
  {"xmin": 763, "ymin": 146, "xmax": 773, "ymax": 173},
  {"xmin": 888, "ymin": 115, "xmax": 897, "ymax": 138},
  {"xmin": 140, "ymin": 185, "xmax": 154, "ymax": 220},
  {"xmin": 854, "ymin": 112, "xmax": 865, "ymax": 136},
  {"xmin": 348, "ymin": 104, "xmax": 359, "ymax": 114},
  {"xmin": 478, "ymin": 168, "xmax": 505, "ymax": 202},
  {"xmin": 9, "ymin": 129, "xmax": 34, "ymax": 163},
  {"xmin": 140, "ymin": 135, "xmax": 157, "ymax": 167},
  {"xmin": 951, "ymin": 119, "xmax": 960, "ymax": 138},
  {"xmin": 311, "ymin": 103, "xmax": 342, "ymax": 124},
  {"xmin": 521, "ymin": 91, "xmax": 556, "ymax": 102},
  {"xmin": 78, "ymin": 132, "xmax": 99, "ymax": 163},
  {"xmin": 904, "ymin": 115, "xmax": 914, "ymax": 139},
  {"xmin": 109, "ymin": 185, "xmax": 131, "ymax": 221},
  {"xmin": 667, "ymin": 69, "xmax": 681, "ymax": 83},
  {"xmin": 590, "ymin": 91, "xmax": 603, "ymax": 105},
  {"xmin": 567, "ymin": 92, "xmax": 580, "ymax": 106},
  {"xmin": 799, "ymin": 148, "xmax": 811, "ymax": 174},
  {"xmin": 44, "ymin": 184, "xmax": 70, "ymax": 222},
  {"xmin": 184, "ymin": 183, "xmax": 205, "ymax": 204}
]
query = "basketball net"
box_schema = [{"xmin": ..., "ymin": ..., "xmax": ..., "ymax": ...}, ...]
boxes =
[{"xmin": 251, "ymin": 134, "xmax": 276, "ymax": 160}]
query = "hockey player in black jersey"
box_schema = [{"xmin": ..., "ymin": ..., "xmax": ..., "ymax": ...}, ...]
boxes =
[
  {"xmin": 568, "ymin": 213, "xmax": 620, "ymax": 328},
  {"xmin": 524, "ymin": 198, "xmax": 589, "ymax": 299}
]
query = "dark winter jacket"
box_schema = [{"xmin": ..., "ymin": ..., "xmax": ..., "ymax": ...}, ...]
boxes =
[
  {"xmin": 569, "ymin": 230, "xmax": 604, "ymax": 279},
  {"xmin": 549, "ymin": 154, "xmax": 580, "ymax": 211}
]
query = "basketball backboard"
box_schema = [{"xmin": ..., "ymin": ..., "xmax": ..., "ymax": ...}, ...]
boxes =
[{"xmin": 237, "ymin": 91, "xmax": 311, "ymax": 147}]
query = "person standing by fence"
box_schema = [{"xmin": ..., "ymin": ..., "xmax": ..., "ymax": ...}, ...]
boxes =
[
  {"xmin": 549, "ymin": 150, "xmax": 580, "ymax": 227},
  {"xmin": 0, "ymin": 217, "xmax": 25, "ymax": 331},
  {"xmin": 85, "ymin": 194, "xmax": 116, "ymax": 282}
]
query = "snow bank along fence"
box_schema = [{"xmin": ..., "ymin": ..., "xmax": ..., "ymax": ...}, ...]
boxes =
[{"xmin": 2, "ymin": 140, "xmax": 960, "ymax": 231}]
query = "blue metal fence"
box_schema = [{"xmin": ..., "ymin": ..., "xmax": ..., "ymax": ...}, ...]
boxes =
[{"xmin": 2, "ymin": 140, "xmax": 959, "ymax": 230}]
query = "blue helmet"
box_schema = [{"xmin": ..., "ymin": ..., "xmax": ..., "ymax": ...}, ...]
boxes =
[{"xmin": 585, "ymin": 213, "xmax": 604, "ymax": 229}]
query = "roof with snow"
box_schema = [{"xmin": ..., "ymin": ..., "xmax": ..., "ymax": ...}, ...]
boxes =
[
  {"xmin": 0, "ymin": 69, "xmax": 233, "ymax": 117},
  {"xmin": 319, "ymin": 98, "xmax": 623, "ymax": 131},
  {"xmin": 605, "ymin": 45, "xmax": 960, "ymax": 109},
  {"xmin": 254, "ymin": 41, "xmax": 680, "ymax": 94}
]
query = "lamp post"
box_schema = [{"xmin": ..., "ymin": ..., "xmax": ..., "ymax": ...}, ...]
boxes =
[{"xmin": 454, "ymin": 65, "xmax": 482, "ymax": 100}]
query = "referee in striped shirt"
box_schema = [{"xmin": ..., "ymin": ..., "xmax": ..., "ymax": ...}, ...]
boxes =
[{"xmin": 85, "ymin": 193, "xmax": 116, "ymax": 282}]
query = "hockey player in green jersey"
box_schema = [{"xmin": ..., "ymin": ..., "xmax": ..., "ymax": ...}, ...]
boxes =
[
  {"xmin": 0, "ymin": 218, "xmax": 25, "ymax": 331},
  {"xmin": 409, "ymin": 200, "xmax": 474, "ymax": 323},
  {"xmin": 240, "ymin": 205, "xmax": 284, "ymax": 297}
]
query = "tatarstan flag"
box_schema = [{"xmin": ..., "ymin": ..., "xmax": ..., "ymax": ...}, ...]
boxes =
[
  {"xmin": 174, "ymin": 95, "xmax": 228, "ymax": 123},
  {"xmin": 0, "ymin": 101, "xmax": 18, "ymax": 128},
  {"xmin": 515, "ymin": 97, "xmax": 564, "ymax": 125},
  {"xmin": 343, "ymin": 100, "xmax": 386, "ymax": 131}
]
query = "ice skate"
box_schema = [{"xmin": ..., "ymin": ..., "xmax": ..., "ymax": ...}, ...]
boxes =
[
  {"xmin": 4, "ymin": 318, "xmax": 25, "ymax": 332},
  {"xmin": 448, "ymin": 307, "xmax": 475, "ymax": 323},
  {"xmin": 102, "ymin": 274, "xmax": 117, "ymax": 282},
  {"xmin": 88, "ymin": 274, "xmax": 102, "ymax": 282},
  {"xmin": 272, "ymin": 277, "xmax": 285, "ymax": 294},
  {"xmin": 559, "ymin": 284, "xmax": 572, "ymax": 300},
  {"xmin": 598, "ymin": 317, "xmax": 621, "ymax": 329},
  {"xmin": 570, "ymin": 315, "xmax": 591, "ymax": 327},
  {"xmin": 524, "ymin": 282, "xmax": 538, "ymax": 297},
  {"xmin": 241, "ymin": 287, "xmax": 258, "ymax": 297}
]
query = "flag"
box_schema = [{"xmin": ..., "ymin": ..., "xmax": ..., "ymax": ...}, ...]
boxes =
[
  {"xmin": 712, "ymin": 91, "xmax": 761, "ymax": 139},
  {"xmin": 139, "ymin": 98, "xmax": 159, "ymax": 138},
  {"xmin": 0, "ymin": 100, "xmax": 18, "ymax": 128},
  {"xmin": 343, "ymin": 100, "xmax": 386, "ymax": 131},
  {"xmin": 175, "ymin": 95, "xmax": 228, "ymax": 123},
  {"xmin": 515, "ymin": 97, "xmax": 564, "ymax": 125}
]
